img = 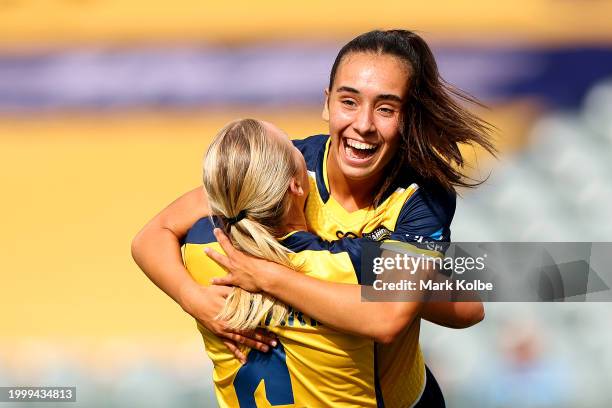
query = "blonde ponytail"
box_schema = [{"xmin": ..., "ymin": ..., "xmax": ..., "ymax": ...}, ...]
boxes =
[{"xmin": 203, "ymin": 119, "xmax": 298, "ymax": 330}]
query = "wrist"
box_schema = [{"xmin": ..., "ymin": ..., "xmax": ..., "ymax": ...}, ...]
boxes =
[
  {"xmin": 258, "ymin": 262, "xmax": 284, "ymax": 293},
  {"xmin": 178, "ymin": 279, "xmax": 201, "ymax": 317}
]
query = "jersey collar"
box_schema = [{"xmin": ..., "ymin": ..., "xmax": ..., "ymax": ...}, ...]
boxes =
[{"xmin": 315, "ymin": 137, "xmax": 331, "ymax": 203}]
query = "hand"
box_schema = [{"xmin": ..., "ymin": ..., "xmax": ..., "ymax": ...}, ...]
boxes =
[
  {"xmin": 205, "ymin": 228, "xmax": 273, "ymax": 292},
  {"xmin": 180, "ymin": 283, "xmax": 277, "ymax": 364}
]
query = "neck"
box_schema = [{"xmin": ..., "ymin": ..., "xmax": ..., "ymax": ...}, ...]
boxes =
[
  {"xmin": 327, "ymin": 151, "xmax": 383, "ymax": 211},
  {"xmin": 280, "ymin": 203, "xmax": 308, "ymax": 234}
]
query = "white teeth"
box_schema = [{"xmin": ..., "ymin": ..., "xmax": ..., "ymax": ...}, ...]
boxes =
[{"xmin": 345, "ymin": 139, "xmax": 377, "ymax": 150}]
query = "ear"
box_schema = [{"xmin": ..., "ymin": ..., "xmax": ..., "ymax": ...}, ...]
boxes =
[
  {"xmin": 289, "ymin": 177, "xmax": 304, "ymax": 197},
  {"xmin": 321, "ymin": 88, "xmax": 330, "ymax": 122}
]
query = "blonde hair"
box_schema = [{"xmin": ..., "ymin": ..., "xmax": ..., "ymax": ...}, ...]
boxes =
[{"xmin": 203, "ymin": 118, "xmax": 298, "ymax": 330}]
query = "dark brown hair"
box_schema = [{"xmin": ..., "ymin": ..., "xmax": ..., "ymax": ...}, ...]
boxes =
[{"xmin": 329, "ymin": 30, "xmax": 497, "ymax": 203}]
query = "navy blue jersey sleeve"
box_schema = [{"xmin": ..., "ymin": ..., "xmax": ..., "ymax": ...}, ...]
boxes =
[
  {"xmin": 281, "ymin": 231, "xmax": 369, "ymax": 284},
  {"xmin": 183, "ymin": 216, "xmax": 222, "ymax": 245},
  {"xmin": 327, "ymin": 238, "xmax": 371, "ymax": 283},
  {"xmin": 292, "ymin": 135, "xmax": 328, "ymax": 172},
  {"xmin": 391, "ymin": 185, "xmax": 456, "ymax": 253}
]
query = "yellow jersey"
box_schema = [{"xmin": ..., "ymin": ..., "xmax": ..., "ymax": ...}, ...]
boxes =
[
  {"xmin": 293, "ymin": 135, "xmax": 455, "ymax": 408},
  {"xmin": 184, "ymin": 134, "xmax": 454, "ymax": 407},
  {"xmin": 184, "ymin": 217, "xmax": 384, "ymax": 407}
]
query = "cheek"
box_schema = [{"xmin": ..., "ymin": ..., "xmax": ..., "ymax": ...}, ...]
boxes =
[
  {"xmin": 329, "ymin": 105, "xmax": 353, "ymax": 127},
  {"xmin": 381, "ymin": 121, "xmax": 402, "ymax": 148},
  {"xmin": 302, "ymin": 167, "xmax": 309, "ymax": 187},
  {"xmin": 378, "ymin": 127, "xmax": 402, "ymax": 165},
  {"xmin": 304, "ymin": 180, "xmax": 311, "ymax": 197}
]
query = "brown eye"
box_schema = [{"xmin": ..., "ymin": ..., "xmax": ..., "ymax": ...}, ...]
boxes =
[{"xmin": 378, "ymin": 107, "xmax": 395, "ymax": 116}]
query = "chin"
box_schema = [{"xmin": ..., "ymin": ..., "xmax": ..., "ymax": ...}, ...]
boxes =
[{"xmin": 339, "ymin": 163, "xmax": 378, "ymax": 182}]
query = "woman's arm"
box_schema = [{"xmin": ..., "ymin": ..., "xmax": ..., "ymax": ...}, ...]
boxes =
[
  {"xmin": 131, "ymin": 187, "xmax": 208, "ymax": 306},
  {"xmin": 421, "ymin": 302, "xmax": 484, "ymax": 329},
  {"xmin": 263, "ymin": 270, "xmax": 422, "ymax": 345},
  {"xmin": 207, "ymin": 229, "xmax": 426, "ymax": 344},
  {"xmin": 208, "ymin": 229, "xmax": 484, "ymax": 341},
  {"xmin": 131, "ymin": 187, "xmax": 276, "ymax": 358}
]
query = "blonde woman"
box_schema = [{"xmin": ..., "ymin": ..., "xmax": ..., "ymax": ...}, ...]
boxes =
[{"xmin": 187, "ymin": 118, "xmax": 386, "ymax": 407}]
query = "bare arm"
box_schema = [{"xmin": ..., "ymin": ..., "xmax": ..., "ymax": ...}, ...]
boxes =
[
  {"xmin": 208, "ymin": 229, "xmax": 484, "ymax": 341},
  {"xmin": 131, "ymin": 187, "xmax": 208, "ymax": 308},
  {"xmin": 256, "ymin": 265, "xmax": 422, "ymax": 344},
  {"xmin": 419, "ymin": 264, "xmax": 485, "ymax": 328},
  {"xmin": 207, "ymin": 229, "xmax": 424, "ymax": 344},
  {"xmin": 421, "ymin": 301, "xmax": 484, "ymax": 329},
  {"xmin": 131, "ymin": 187, "xmax": 276, "ymax": 359}
]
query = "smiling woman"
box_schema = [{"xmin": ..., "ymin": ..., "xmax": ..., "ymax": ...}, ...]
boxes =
[
  {"xmin": 132, "ymin": 29, "xmax": 493, "ymax": 407},
  {"xmin": 326, "ymin": 53, "xmax": 406, "ymax": 174},
  {"xmin": 323, "ymin": 52, "xmax": 409, "ymax": 210},
  {"xmin": 323, "ymin": 30, "xmax": 496, "ymax": 212}
]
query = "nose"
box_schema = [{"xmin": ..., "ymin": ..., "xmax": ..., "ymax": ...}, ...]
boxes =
[{"xmin": 353, "ymin": 105, "xmax": 376, "ymax": 135}]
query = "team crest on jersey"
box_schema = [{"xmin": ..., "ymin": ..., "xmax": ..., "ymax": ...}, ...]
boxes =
[{"xmin": 363, "ymin": 226, "xmax": 392, "ymax": 242}]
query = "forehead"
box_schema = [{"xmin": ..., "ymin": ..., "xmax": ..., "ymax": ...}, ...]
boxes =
[{"xmin": 334, "ymin": 52, "xmax": 411, "ymax": 97}]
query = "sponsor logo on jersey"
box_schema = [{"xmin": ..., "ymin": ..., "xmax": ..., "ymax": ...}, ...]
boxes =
[
  {"xmin": 403, "ymin": 232, "xmax": 447, "ymax": 253},
  {"xmin": 363, "ymin": 226, "xmax": 393, "ymax": 242}
]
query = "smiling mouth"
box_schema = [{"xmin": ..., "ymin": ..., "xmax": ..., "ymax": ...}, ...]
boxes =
[{"xmin": 342, "ymin": 137, "xmax": 379, "ymax": 162}]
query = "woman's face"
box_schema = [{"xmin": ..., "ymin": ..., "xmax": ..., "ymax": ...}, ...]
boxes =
[{"xmin": 323, "ymin": 52, "xmax": 409, "ymax": 183}]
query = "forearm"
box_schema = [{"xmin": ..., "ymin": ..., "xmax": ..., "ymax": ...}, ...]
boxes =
[
  {"xmin": 419, "ymin": 272, "xmax": 485, "ymax": 328},
  {"xmin": 421, "ymin": 301, "xmax": 485, "ymax": 329},
  {"xmin": 260, "ymin": 265, "xmax": 422, "ymax": 344},
  {"xmin": 131, "ymin": 186, "xmax": 209, "ymax": 314},
  {"xmin": 131, "ymin": 223, "xmax": 198, "ymax": 311}
]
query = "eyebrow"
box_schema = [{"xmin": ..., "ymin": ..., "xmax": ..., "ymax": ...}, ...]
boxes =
[{"xmin": 335, "ymin": 86, "xmax": 403, "ymax": 103}]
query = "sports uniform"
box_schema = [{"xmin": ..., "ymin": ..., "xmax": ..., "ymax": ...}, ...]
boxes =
[
  {"xmin": 184, "ymin": 134, "xmax": 454, "ymax": 407},
  {"xmin": 184, "ymin": 217, "xmax": 383, "ymax": 407},
  {"xmin": 294, "ymin": 135, "xmax": 455, "ymax": 408}
]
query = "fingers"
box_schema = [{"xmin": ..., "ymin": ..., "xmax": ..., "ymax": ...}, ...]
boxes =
[
  {"xmin": 213, "ymin": 228, "xmax": 236, "ymax": 255},
  {"xmin": 224, "ymin": 333, "xmax": 271, "ymax": 354},
  {"xmin": 211, "ymin": 275, "xmax": 235, "ymax": 286},
  {"xmin": 213, "ymin": 284, "xmax": 233, "ymax": 296},
  {"xmin": 233, "ymin": 328, "xmax": 278, "ymax": 347},
  {"xmin": 204, "ymin": 246, "xmax": 231, "ymax": 269},
  {"xmin": 251, "ymin": 328, "xmax": 278, "ymax": 347},
  {"xmin": 222, "ymin": 340, "xmax": 247, "ymax": 365}
]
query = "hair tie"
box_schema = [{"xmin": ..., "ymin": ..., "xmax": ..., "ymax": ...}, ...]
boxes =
[{"xmin": 226, "ymin": 210, "xmax": 247, "ymax": 227}]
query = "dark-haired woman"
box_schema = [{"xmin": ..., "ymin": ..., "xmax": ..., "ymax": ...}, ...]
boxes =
[{"xmin": 132, "ymin": 29, "xmax": 495, "ymax": 407}]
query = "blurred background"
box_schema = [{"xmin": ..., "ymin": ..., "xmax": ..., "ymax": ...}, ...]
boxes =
[{"xmin": 2, "ymin": 1, "xmax": 612, "ymax": 407}]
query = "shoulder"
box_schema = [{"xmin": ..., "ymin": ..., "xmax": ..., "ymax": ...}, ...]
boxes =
[
  {"xmin": 184, "ymin": 216, "xmax": 222, "ymax": 245},
  {"xmin": 280, "ymin": 230, "xmax": 331, "ymax": 252},
  {"xmin": 281, "ymin": 230, "xmax": 367, "ymax": 252},
  {"xmin": 292, "ymin": 134, "xmax": 329, "ymax": 171},
  {"xmin": 394, "ymin": 174, "xmax": 457, "ymax": 242},
  {"xmin": 281, "ymin": 231, "xmax": 370, "ymax": 282},
  {"xmin": 403, "ymin": 182, "xmax": 456, "ymax": 227},
  {"xmin": 292, "ymin": 134, "xmax": 328, "ymax": 153}
]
